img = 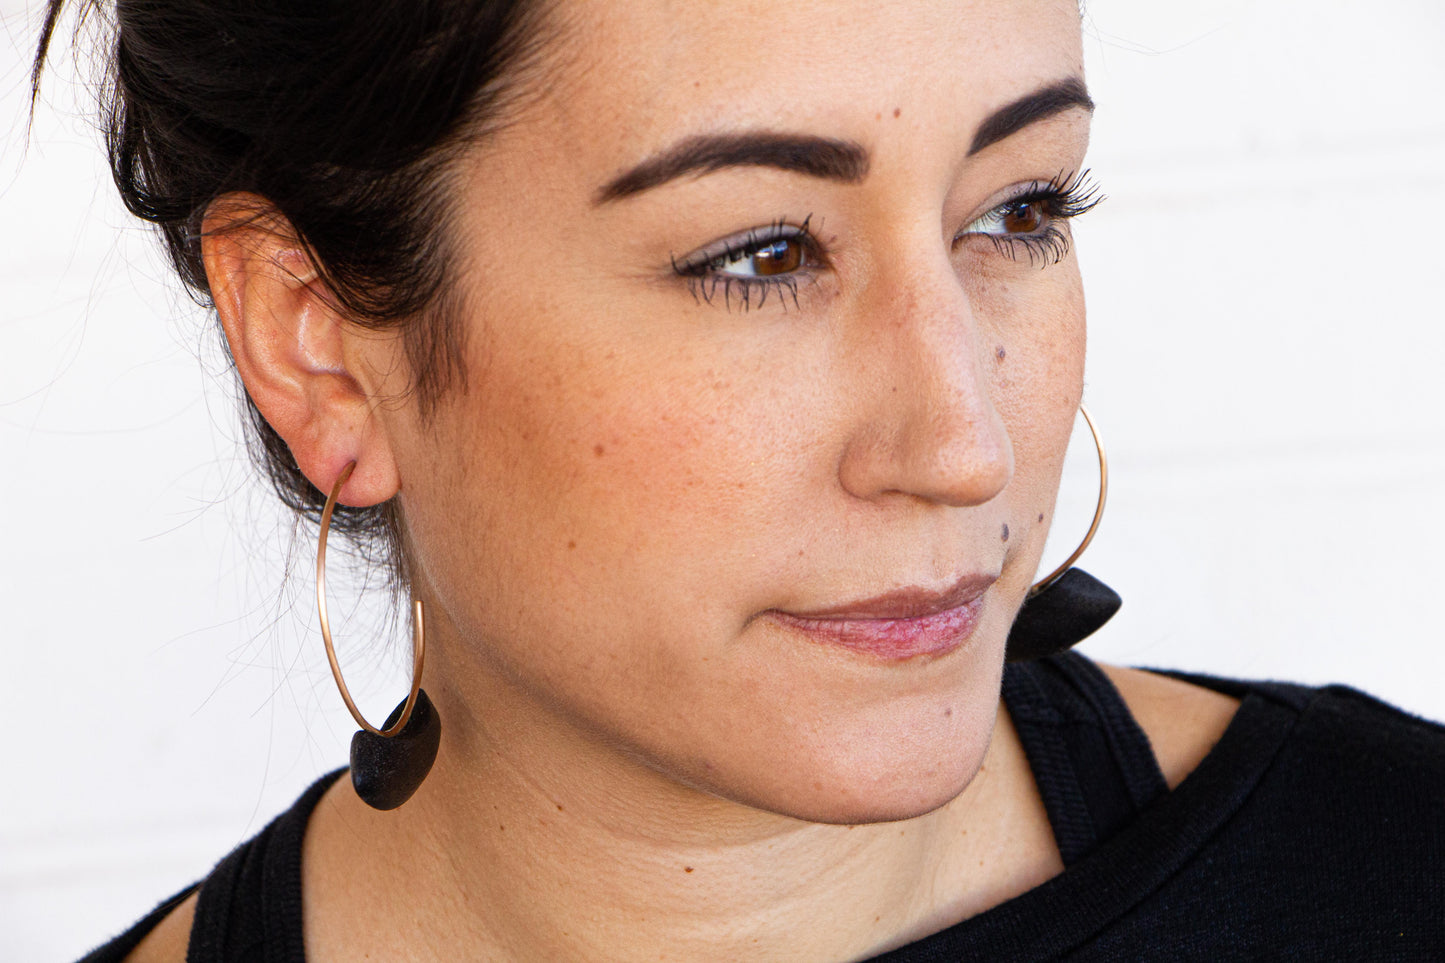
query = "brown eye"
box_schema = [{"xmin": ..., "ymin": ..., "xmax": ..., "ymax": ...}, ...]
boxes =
[
  {"xmin": 748, "ymin": 237, "xmax": 805, "ymax": 275},
  {"xmin": 674, "ymin": 217, "xmax": 819, "ymax": 293},
  {"xmin": 956, "ymin": 175, "xmax": 1103, "ymax": 267},
  {"xmin": 1001, "ymin": 200, "xmax": 1045, "ymax": 233}
]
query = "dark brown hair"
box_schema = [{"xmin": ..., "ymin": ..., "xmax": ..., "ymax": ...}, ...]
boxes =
[{"xmin": 32, "ymin": 0, "xmax": 551, "ymax": 585}]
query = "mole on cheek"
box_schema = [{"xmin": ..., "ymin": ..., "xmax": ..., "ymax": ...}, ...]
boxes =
[
  {"xmin": 892, "ymin": 107, "xmax": 901, "ymax": 118},
  {"xmin": 995, "ymin": 346, "xmax": 1006, "ymax": 362},
  {"xmin": 1001, "ymin": 523, "xmax": 1010, "ymax": 542},
  {"xmin": 593, "ymin": 444, "xmax": 605, "ymax": 457},
  {"xmin": 1038, "ymin": 513, "xmax": 1045, "ymax": 523}
]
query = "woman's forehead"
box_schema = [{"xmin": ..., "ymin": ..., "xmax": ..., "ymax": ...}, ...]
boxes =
[{"xmin": 526, "ymin": 0, "xmax": 1086, "ymax": 167}]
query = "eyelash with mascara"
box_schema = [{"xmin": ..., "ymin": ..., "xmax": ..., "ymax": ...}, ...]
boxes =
[
  {"xmin": 960, "ymin": 168, "xmax": 1104, "ymax": 268},
  {"xmin": 669, "ymin": 168, "xmax": 1104, "ymax": 311},
  {"xmin": 670, "ymin": 215, "xmax": 824, "ymax": 312}
]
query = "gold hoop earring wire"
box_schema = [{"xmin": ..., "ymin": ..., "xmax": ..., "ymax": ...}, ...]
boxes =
[
  {"xmin": 317, "ymin": 461, "xmax": 425, "ymax": 737},
  {"xmin": 1028, "ymin": 403, "xmax": 1108, "ymax": 598}
]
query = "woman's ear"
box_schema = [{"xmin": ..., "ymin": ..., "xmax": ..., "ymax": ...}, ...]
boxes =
[{"xmin": 202, "ymin": 194, "xmax": 401, "ymax": 507}]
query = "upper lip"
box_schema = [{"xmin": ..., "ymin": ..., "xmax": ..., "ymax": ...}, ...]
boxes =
[{"xmin": 777, "ymin": 572, "xmax": 999, "ymax": 621}]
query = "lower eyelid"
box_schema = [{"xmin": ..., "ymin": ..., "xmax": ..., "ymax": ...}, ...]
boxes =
[
  {"xmin": 683, "ymin": 273, "xmax": 808, "ymax": 312},
  {"xmin": 971, "ymin": 225, "xmax": 1072, "ymax": 266}
]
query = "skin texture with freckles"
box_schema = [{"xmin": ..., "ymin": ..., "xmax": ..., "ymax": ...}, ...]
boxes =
[{"xmin": 163, "ymin": 1, "xmax": 1241, "ymax": 961}]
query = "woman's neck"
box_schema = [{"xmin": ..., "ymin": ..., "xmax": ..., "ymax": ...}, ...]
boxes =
[{"xmin": 300, "ymin": 664, "xmax": 1062, "ymax": 962}]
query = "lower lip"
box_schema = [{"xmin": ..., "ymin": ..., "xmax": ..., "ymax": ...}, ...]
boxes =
[{"xmin": 768, "ymin": 597, "xmax": 985, "ymax": 661}]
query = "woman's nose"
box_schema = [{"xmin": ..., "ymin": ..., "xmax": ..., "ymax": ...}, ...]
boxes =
[{"xmin": 836, "ymin": 263, "xmax": 1014, "ymax": 508}]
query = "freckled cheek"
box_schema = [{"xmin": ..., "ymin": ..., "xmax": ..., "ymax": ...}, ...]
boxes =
[
  {"xmin": 468, "ymin": 352, "xmax": 809, "ymax": 578},
  {"xmin": 972, "ymin": 268, "xmax": 1086, "ymax": 522},
  {"xmin": 599, "ymin": 400, "xmax": 801, "ymax": 539}
]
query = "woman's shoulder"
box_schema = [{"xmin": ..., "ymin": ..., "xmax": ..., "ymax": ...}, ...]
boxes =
[
  {"xmin": 1110, "ymin": 657, "xmax": 1445, "ymax": 794},
  {"xmin": 1108, "ymin": 658, "xmax": 1445, "ymax": 894},
  {"xmin": 76, "ymin": 885, "xmax": 197, "ymax": 963},
  {"xmin": 988, "ymin": 657, "xmax": 1445, "ymax": 956},
  {"xmin": 81, "ymin": 770, "xmax": 342, "ymax": 963},
  {"xmin": 119, "ymin": 891, "xmax": 197, "ymax": 963},
  {"xmin": 1100, "ymin": 663, "xmax": 1243, "ymax": 790}
]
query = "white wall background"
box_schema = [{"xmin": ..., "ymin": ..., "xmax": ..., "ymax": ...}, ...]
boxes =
[{"xmin": 3, "ymin": 0, "xmax": 1443, "ymax": 959}]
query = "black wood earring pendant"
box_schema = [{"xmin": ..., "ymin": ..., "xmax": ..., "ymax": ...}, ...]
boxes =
[
  {"xmin": 1004, "ymin": 404, "xmax": 1120, "ymax": 662},
  {"xmin": 318, "ymin": 462, "xmax": 441, "ymax": 811},
  {"xmin": 350, "ymin": 689, "xmax": 442, "ymax": 811},
  {"xmin": 1005, "ymin": 567, "xmax": 1122, "ymax": 662}
]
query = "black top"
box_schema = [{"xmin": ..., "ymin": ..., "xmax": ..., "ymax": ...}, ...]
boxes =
[{"xmin": 80, "ymin": 654, "xmax": 1445, "ymax": 961}]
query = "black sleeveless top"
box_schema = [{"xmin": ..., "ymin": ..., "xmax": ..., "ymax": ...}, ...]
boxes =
[{"xmin": 79, "ymin": 654, "xmax": 1445, "ymax": 961}]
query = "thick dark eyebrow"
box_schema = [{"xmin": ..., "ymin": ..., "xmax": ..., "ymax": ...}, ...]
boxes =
[
  {"xmin": 594, "ymin": 77, "xmax": 1093, "ymax": 205},
  {"xmin": 968, "ymin": 77, "xmax": 1094, "ymax": 156},
  {"xmin": 595, "ymin": 132, "xmax": 869, "ymax": 204}
]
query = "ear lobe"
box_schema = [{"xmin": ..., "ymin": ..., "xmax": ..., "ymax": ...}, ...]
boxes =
[{"xmin": 202, "ymin": 196, "xmax": 400, "ymax": 507}]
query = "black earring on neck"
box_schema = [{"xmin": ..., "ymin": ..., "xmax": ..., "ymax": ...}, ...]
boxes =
[
  {"xmin": 1004, "ymin": 404, "xmax": 1122, "ymax": 662},
  {"xmin": 318, "ymin": 462, "xmax": 441, "ymax": 811}
]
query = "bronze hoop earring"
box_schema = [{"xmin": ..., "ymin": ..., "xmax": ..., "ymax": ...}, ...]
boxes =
[
  {"xmin": 318, "ymin": 461, "xmax": 441, "ymax": 810},
  {"xmin": 1004, "ymin": 403, "xmax": 1123, "ymax": 662}
]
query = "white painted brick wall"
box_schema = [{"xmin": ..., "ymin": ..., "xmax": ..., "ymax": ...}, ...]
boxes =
[{"xmin": 2, "ymin": 0, "xmax": 1442, "ymax": 959}]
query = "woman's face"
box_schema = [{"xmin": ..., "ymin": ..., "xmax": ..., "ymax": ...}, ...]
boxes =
[{"xmin": 369, "ymin": 0, "xmax": 1091, "ymax": 823}]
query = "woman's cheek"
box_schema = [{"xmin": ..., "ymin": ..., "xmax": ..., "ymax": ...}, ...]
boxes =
[
  {"xmin": 418, "ymin": 325, "xmax": 819, "ymax": 640},
  {"xmin": 950, "ymin": 251, "xmax": 1083, "ymax": 448},
  {"xmin": 974, "ymin": 263, "xmax": 1087, "ymax": 575}
]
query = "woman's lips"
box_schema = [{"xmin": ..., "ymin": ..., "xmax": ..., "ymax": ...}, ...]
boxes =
[{"xmin": 766, "ymin": 574, "xmax": 996, "ymax": 660}]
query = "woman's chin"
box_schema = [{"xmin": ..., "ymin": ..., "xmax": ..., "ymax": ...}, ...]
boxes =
[
  {"xmin": 721, "ymin": 744, "xmax": 992, "ymax": 827},
  {"xmin": 661, "ymin": 695, "xmax": 1001, "ymax": 827},
  {"xmin": 781, "ymin": 767, "xmax": 987, "ymax": 826}
]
